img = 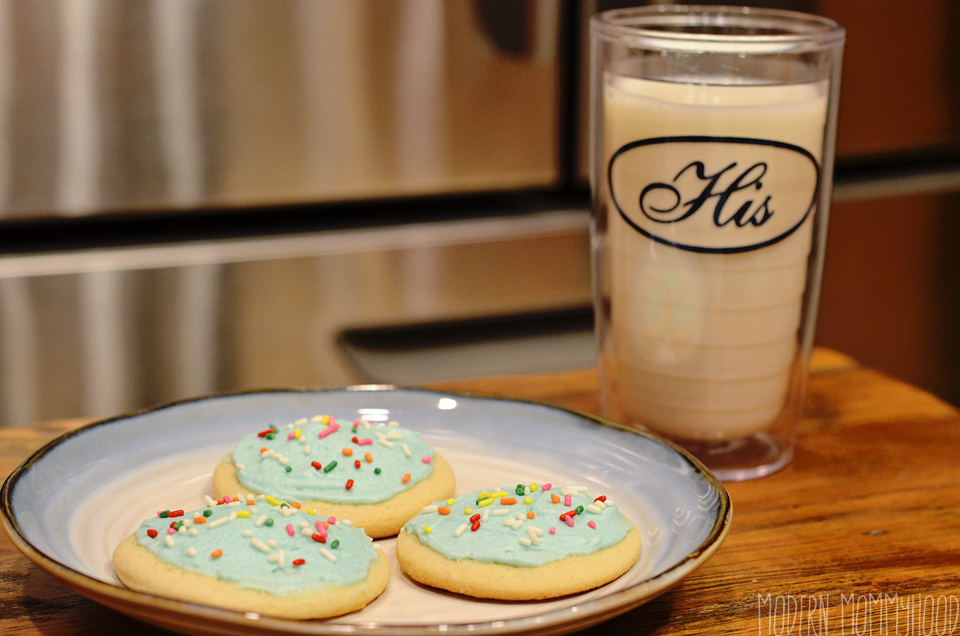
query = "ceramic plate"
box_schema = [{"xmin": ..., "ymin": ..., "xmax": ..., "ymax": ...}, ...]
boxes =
[{"xmin": 1, "ymin": 387, "xmax": 730, "ymax": 636}]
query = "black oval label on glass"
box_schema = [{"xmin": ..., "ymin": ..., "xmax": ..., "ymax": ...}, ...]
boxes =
[{"xmin": 607, "ymin": 136, "xmax": 821, "ymax": 254}]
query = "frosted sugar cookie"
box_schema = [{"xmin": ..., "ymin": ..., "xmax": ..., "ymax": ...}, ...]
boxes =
[
  {"xmin": 395, "ymin": 482, "xmax": 641, "ymax": 600},
  {"xmin": 113, "ymin": 496, "xmax": 389, "ymax": 619},
  {"xmin": 213, "ymin": 415, "xmax": 455, "ymax": 538}
]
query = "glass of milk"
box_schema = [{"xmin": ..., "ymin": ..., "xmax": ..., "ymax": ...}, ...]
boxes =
[{"xmin": 590, "ymin": 6, "xmax": 845, "ymax": 480}]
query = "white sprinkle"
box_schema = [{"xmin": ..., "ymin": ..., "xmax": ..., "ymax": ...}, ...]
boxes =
[
  {"xmin": 246, "ymin": 494, "xmax": 255, "ymax": 500},
  {"xmin": 299, "ymin": 521, "xmax": 309, "ymax": 528},
  {"xmin": 187, "ymin": 547, "xmax": 198, "ymax": 557},
  {"xmin": 303, "ymin": 446, "xmax": 311, "ymax": 454},
  {"xmin": 388, "ymin": 420, "xmax": 399, "ymax": 427},
  {"xmin": 178, "ymin": 526, "xmax": 187, "ymax": 535},
  {"xmin": 516, "ymin": 512, "xmax": 524, "ymax": 520},
  {"xmin": 567, "ymin": 486, "xmax": 589, "ymax": 492},
  {"xmin": 277, "ymin": 549, "xmax": 285, "ymax": 568},
  {"xmin": 250, "ymin": 507, "xmax": 258, "ymax": 514},
  {"xmin": 504, "ymin": 518, "xmax": 517, "ymax": 527},
  {"xmin": 295, "ymin": 418, "xmax": 308, "ymax": 425},
  {"xmin": 524, "ymin": 486, "xmax": 530, "ymax": 496},
  {"xmin": 402, "ymin": 443, "xmax": 412, "ymax": 457},
  {"xmin": 342, "ymin": 519, "xmax": 353, "ymax": 526},
  {"xmin": 605, "ymin": 498, "xmax": 616, "ymax": 507},
  {"xmin": 519, "ymin": 537, "xmax": 532, "ymax": 546},
  {"xmin": 527, "ymin": 525, "xmax": 542, "ymax": 545},
  {"xmin": 422, "ymin": 505, "xmax": 439, "ymax": 513},
  {"xmin": 377, "ymin": 438, "xmax": 395, "ymax": 449},
  {"xmin": 386, "ymin": 430, "xmax": 403, "ymax": 440},
  {"xmin": 278, "ymin": 457, "xmax": 288, "ymax": 465},
  {"xmin": 208, "ymin": 516, "xmax": 230, "ymax": 529},
  {"xmin": 251, "ymin": 538, "xmax": 270, "ymax": 553},
  {"xmin": 164, "ymin": 535, "xmax": 175, "ymax": 547},
  {"xmin": 183, "ymin": 519, "xmax": 193, "ymax": 527},
  {"xmin": 242, "ymin": 529, "xmax": 254, "ymax": 538},
  {"xmin": 267, "ymin": 539, "xmax": 278, "ymax": 548},
  {"xmin": 228, "ymin": 512, "xmax": 238, "ymax": 521},
  {"xmin": 235, "ymin": 463, "xmax": 246, "ymax": 470},
  {"xmin": 256, "ymin": 494, "xmax": 266, "ymax": 500},
  {"xmin": 492, "ymin": 508, "xmax": 510, "ymax": 516},
  {"xmin": 204, "ymin": 495, "xmax": 217, "ymax": 507},
  {"xmin": 320, "ymin": 548, "xmax": 337, "ymax": 562},
  {"xmin": 301, "ymin": 528, "xmax": 312, "ymax": 536},
  {"xmin": 226, "ymin": 500, "xmax": 241, "ymax": 508},
  {"xmin": 587, "ymin": 504, "xmax": 602, "ymax": 514},
  {"xmin": 311, "ymin": 415, "xmax": 323, "ymax": 422},
  {"xmin": 481, "ymin": 508, "xmax": 490, "ymax": 522},
  {"xmin": 188, "ymin": 528, "xmax": 198, "ymax": 536},
  {"xmin": 254, "ymin": 515, "xmax": 268, "ymax": 527},
  {"xmin": 454, "ymin": 523, "xmax": 469, "ymax": 537},
  {"xmin": 300, "ymin": 437, "xmax": 307, "ymax": 444},
  {"xmin": 596, "ymin": 501, "xmax": 607, "ymax": 510}
]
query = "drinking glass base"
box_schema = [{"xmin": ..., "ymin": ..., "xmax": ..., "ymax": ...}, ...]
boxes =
[{"xmin": 677, "ymin": 433, "xmax": 793, "ymax": 482}]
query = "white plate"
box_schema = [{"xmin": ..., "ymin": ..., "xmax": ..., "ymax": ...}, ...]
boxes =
[{"xmin": 1, "ymin": 387, "xmax": 730, "ymax": 635}]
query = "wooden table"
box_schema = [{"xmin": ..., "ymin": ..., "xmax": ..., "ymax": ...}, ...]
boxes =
[{"xmin": 3, "ymin": 350, "xmax": 960, "ymax": 635}]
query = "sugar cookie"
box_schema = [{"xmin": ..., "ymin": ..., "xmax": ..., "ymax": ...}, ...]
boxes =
[
  {"xmin": 213, "ymin": 415, "xmax": 455, "ymax": 538},
  {"xmin": 113, "ymin": 496, "xmax": 388, "ymax": 619},
  {"xmin": 395, "ymin": 482, "xmax": 640, "ymax": 600}
]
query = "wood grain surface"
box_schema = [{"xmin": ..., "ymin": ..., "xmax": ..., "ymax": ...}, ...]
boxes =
[{"xmin": 2, "ymin": 349, "xmax": 959, "ymax": 635}]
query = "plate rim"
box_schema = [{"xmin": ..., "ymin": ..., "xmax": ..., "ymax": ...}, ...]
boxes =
[{"xmin": 1, "ymin": 385, "xmax": 732, "ymax": 635}]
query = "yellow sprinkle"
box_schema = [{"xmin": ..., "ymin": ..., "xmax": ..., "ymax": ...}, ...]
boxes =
[
  {"xmin": 423, "ymin": 526, "xmax": 433, "ymax": 533},
  {"xmin": 524, "ymin": 497, "xmax": 532, "ymax": 505},
  {"xmin": 464, "ymin": 507, "xmax": 473, "ymax": 515},
  {"xmin": 530, "ymin": 483, "xmax": 538, "ymax": 492},
  {"xmin": 446, "ymin": 498, "xmax": 455, "ymax": 506},
  {"xmin": 322, "ymin": 414, "xmax": 330, "ymax": 425},
  {"xmin": 478, "ymin": 498, "xmax": 495, "ymax": 508},
  {"xmin": 236, "ymin": 510, "xmax": 251, "ymax": 518},
  {"xmin": 294, "ymin": 428, "xmax": 301, "ymax": 439},
  {"xmin": 307, "ymin": 509, "xmax": 315, "ymax": 516},
  {"xmin": 478, "ymin": 491, "xmax": 491, "ymax": 499},
  {"xmin": 265, "ymin": 496, "xmax": 282, "ymax": 506},
  {"xmin": 491, "ymin": 491, "xmax": 509, "ymax": 498}
]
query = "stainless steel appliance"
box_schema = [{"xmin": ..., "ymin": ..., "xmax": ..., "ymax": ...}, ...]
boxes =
[{"xmin": 2, "ymin": 0, "xmax": 960, "ymax": 428}]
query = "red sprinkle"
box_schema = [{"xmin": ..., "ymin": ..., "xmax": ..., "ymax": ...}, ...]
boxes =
[
  {"xmin": 560, "ymin": 509, "xmax": 578, "ymax": 521},
  {"xmin": 257, "ymin": 429, "xmax": 272, "ymax": 437},
  {"xmin": 352, "ymin": 436, "xmax": 359, "ymax": 444},
  {"xmin": 147, "ymin": 529, "xmax": 158, "ymax": 538},
  {"xmin": 346, "ymin": 479, "xmax": 354, "ymax": 490},
  {"xmin": 469, "ymin": 513, "xmax": 481, "ymax": 523},
  {"xmin": 168, "ymin": 510, "xmax": 184, "ymax": 518},
  {"xmin": 292, "ymin": 558, "xmax": 305, "ymax": 566},
  {"xmin": 594, "ymin": 495, "xmax": 607, "ymax": 503},
  {"xmin": 311, "ymin": 533, "xmax": 327, "ymax": 543},
  {"xmin": 471, "ymin": 521, "xmax": 481, "ymax": 531},
  {"xmin": 354, "ymin": 460, "xmax": 361, "ymax": 469},
  {"xmin": 311, "ymin": 461, "xmax": 323, "ymax": 470}
]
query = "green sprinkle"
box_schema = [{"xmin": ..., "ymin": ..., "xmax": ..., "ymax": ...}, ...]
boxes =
[
  {"xmin": 264, "ymin": 518, "xmax": 274, "ymax": 527},
  {"xmin": 374, "ymin": 468, "xmax": 382, "ymax": 475},
  {"xmin": 174, "ymin": 520, "xmax": 183, "ymax": 530},
  {"xmin": 285, "ymin": 466, "xmax": 292, "ymax": 473},
  {"xmin": 203, "ymin": 509, "xmax": 212, "ymax": 517},
  {"xmin": 515, "ymin": 484, "xmax": 525, "ymax": 496},
  {"xmin": 269, "ymin": 424, "xmax": 277, "ymax": 431},
  {"xmin": 159, "ymin": 510, "xmax": 170, "ymax": 518},
  {"xmin": 576, "ymin": 505, "xmax": 584, "ymax": 515},
  {"xmin": 265, "ymin": 433, "xmax": 275, "ymax": 440},
  {"xmin": 331, "ymin": 539, "xmax": 340, "ymax": 549},
  {"xmin": 324, "ymin": 461, "xmax": 338, "ymax": 473}
]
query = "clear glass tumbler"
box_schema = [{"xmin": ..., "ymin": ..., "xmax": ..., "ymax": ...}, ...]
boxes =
[{"xmin": 590, "ymin": 6, "xmax": 845, "ymax": 480}]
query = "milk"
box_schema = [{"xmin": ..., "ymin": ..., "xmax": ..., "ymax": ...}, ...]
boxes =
[{"xmin": 598, "ymin": 76, "xmax": 828, "ymax": 441}]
